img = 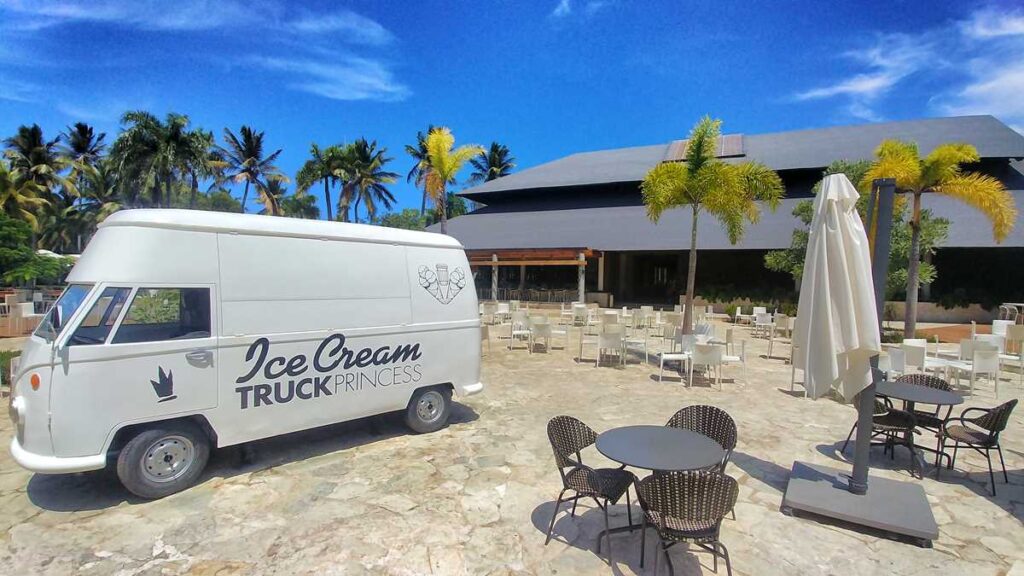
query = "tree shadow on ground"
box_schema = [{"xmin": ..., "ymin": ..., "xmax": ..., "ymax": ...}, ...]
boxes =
[
  {"xmin": 529, "ymin": 499, "xmax": 710, "ymax": 576},
  {"xmin": 26, "ymin": 402, "xmax": 479, "ymax": 512}
]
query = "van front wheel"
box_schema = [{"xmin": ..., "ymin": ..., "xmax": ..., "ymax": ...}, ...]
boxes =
[
  {"xmin": 116, "ymin": 422, "xmax": 210, "ymax": 499},
  {"xmin": 405, "ymin": 387, "xmax": 452, "ymax": 434}
]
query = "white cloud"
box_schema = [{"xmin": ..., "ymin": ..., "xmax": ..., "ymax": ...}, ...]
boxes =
[
  {"xmin": 251, "ymin": 55, "xmax": 410, "ymax": 102},
  {"xmin": 959, "ymin": 7, "xmax": 1024, "ymax": 39},
  {"xmin": 939, "ymin": 60, "xmax": 1024, "ymax": 121},
  {"xmin": 0, "ymin": 75, "xmax": 40, "ymax": 102},
  {"xmin": 551, "ymin": 0, "xmax": 571, "ymax": 18},
  {"xmin": 0, "ymin": 0, "xmax": 267, "ymax": 31},
  {"xmin": 56, "ymin": 99, "xmax": 133, "ymax": 122},
  {"xmin": 551, "ymin": 0, "xmax": 612, "ymax": 19},
  {"xmin": 0, "ymin": 0, "xmax": 409, "ymax": 104},
  {"xmin": 287, "ymin": 10, "xmax": 394, "ymax": 45},
  {"xmin": 794, "ymin": 34, "xmax": 933, "ymax": 120}
]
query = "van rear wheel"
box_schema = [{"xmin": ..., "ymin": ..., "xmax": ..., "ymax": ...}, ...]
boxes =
[
  {"xmin": 116, "ymin": 422, "xmax": 210, "ymax": 499},
  {"xmin": 405, "ymin": 387, "xmax": 452, "ymax": 434}
]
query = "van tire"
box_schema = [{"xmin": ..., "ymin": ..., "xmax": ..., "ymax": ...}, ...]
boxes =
[
  {"xmin": 404, "ymin": 386, "xmax": 452, "ymax": 434},
  {"xmin": 116, "ymin": 422, "xmax": 210, "ymax": 499}
]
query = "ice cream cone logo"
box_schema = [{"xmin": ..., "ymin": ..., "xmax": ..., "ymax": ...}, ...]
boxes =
[{"xmin": 418, "ymin": 264, "xmax": 466, "ymax": 304}]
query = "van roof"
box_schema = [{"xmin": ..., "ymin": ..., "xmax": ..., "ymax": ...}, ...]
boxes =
[{"xmin": 100, "ymin": 209, "xmax": 464, "ymax": 248}]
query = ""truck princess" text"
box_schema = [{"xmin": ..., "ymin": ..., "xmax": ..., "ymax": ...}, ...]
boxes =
[{"xmin": 233, "ymin": 334, "xmax": 423, "ymax": 409}]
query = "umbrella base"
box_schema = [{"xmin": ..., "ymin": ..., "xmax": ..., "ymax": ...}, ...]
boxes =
[{"xmin": 781, "ymin": 461, "xmax": 938, "ymax": 547}]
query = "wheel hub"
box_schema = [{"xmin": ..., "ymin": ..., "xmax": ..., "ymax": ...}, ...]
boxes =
[
  {"xmin": 141, "ymin": 435, "xmax": 195, "ymax": 483},
  {"xmin": 416, "ymin": 391, "xmax": 443, "ymax": 423}
]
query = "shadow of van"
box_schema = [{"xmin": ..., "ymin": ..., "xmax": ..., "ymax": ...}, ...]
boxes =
[{"xmin": 26, "ymin": 401, "xmax": 480, "ymax": 512}]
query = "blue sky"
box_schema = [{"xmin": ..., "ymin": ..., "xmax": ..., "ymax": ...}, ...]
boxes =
[{"xmin": 1, "ymin": 0, "xmax": 1023, "ymax": 215}]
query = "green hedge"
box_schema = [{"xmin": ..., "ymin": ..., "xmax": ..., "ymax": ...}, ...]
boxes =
[{"xmin": 1, "ymin": 350, "xmax": 20, "ymax": 389}]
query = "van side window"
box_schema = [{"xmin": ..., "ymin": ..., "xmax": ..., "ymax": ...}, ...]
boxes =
[
  {"xmin": 111, "ymin": 288, "xmax": 211, "ymax": 344},
  {"xmin": 68, "ymin": 287, "xmax": 131, "ymax": 346}
]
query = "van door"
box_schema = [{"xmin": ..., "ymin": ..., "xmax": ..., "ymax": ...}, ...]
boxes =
[{"xmin": 49, "ymin": 285, "xmax": 218, "ymax": 458}]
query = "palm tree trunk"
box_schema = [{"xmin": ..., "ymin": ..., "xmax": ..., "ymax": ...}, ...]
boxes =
[
  {"xmin": 904, "ymin": 192, "xmax": 923, "ymax": 338},
  {"xmin": 682, "ymin": 206, "xmax": 698, "ymax": 335},
  {"xmin": 420, "ymin": 188, "xmax": 427, "ymax": 216},
  {"xmin": 164, "ymin": 173, "xmax": 173, "ymax": 208},
  {"xmin": 241, "ymin": 180, "xmax": 250, "ymax": 213},
  {"xmin": 189, "ymin": 172, "xmax": 198, "ymax": 209},
  {"xmin": 323, "ymin": 179, "xmax": 333, "ymax": 221},
  {"xmin": 440, "ymin": 186, "xmax": 448, "ymax": 234},
  {"xmin": 353, "ymin": 192, "xmax": 361, "ymax": 224}
]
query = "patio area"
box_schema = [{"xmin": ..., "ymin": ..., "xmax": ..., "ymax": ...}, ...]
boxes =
[{"xmin": 0, "ymin": 317, "xmax": 1021, "ymax": 575}]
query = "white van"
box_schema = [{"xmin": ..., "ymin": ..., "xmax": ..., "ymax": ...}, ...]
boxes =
[{"xmin": 8, "ymin": 210, "xmax": 482, "ymax": 499}]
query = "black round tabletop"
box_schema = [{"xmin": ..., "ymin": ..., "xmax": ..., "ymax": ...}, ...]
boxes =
[
  {"xmin": 596, "ymin": 425, "xmax": 726, "ymax": 471},
  {"xmin": 877, "ymin": 381, "xmax": 963, "ymax": 406}
]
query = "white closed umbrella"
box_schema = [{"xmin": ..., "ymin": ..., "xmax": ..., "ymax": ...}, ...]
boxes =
[{"xmin": 793, "ymin": 173, "xmax": 880, "ymax": 401}]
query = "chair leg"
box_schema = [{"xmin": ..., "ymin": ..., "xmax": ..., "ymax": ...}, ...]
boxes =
[
  {"xmin": 600, "ymin": 501, "xmax": 614, "ymax": 564},
  {"xmin": 625, "ymin": 487, "xmax": 633, "ymax": 527},
  {"xmin": 720, "ymin": 540, "xmax": 733, "ymax": 576},
  {"xmin": 986, "ymin": 450, "xmax": 997, "ymax": 497},
  {"xmin": 639, "ymin": 516, "xmax": 647, "ymax": 568},
  {"xmin": 544, "ymin": 489, "xmax": 566, "ymax": 545},
  {"xmin": 997, "ymin": 445, "xmax": 1008, "ymax": 482},
  {"xmin": 570, "ymin": 497, "xmax": 578, "ymax": 518}
]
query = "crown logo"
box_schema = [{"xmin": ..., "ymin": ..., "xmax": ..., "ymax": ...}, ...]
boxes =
[{"xmin": 151, "ymin": 367, "xmax": 177, "ymax": 403}]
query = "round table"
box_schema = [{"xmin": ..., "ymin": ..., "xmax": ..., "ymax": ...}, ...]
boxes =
[
  {"xmin": 876, "ymin": 381, "xmax": 963, "ymax": 471},
  {"xmin": 876, "ymin": 381, "xmax": 963, "ymax": 410},
  {"xmin": 596, "ymin": 425, "xmax": 725, "ymax": 471}
]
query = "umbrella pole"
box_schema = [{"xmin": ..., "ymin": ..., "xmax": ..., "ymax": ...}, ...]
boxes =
[{"xmin": 849, "ymin": 178, "xmax": 896, "ymax": 495}]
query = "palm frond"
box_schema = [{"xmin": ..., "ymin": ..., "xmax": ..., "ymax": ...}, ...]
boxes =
[
  {"xmin": 862, "ymin": 139, "xmax": 921, "ymax": 191},
  {"xmin": 934, "ymin": 172, "xmax": 1017, "ymax": 242},
  {"xmin": 639, "ymin": 162, "xmax": 689, "ymax": 222}
]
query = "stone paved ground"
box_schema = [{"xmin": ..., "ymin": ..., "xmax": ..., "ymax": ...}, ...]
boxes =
[{"xmin": 0, "ymin": 319, "xmax": 1021, "ymax": 575}]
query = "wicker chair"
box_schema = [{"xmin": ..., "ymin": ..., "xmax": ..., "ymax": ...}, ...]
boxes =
[
  {"xmin": 544, "ymin": 416, "xmax": 637, "ymax": 563},
  {"xmin": 841, "ymin": 396, "xmax": 921, "ymax": 476},
  {"xmin": 894, "ymin": 373, "xmax": 953, "ymax": 454},
  {"xmin": 665, "ymin": 406, "xmax": 737, "ymax": 472},
  {"xmin": 937, "ymin": 399, "xmax": 1018, "ymax": 496},
  {"xmin": 636, "ymin": 471, "xmax": 738, "ymax": 576}
]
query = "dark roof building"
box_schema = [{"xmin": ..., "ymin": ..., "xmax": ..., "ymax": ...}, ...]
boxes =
[{"xmin": 435, "ymin": 116, "xmax": 1024, "ymax": 306}]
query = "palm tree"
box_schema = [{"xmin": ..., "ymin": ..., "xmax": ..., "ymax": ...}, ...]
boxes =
[
  {"xmin": 469, "ymin": 142, "xmax": 515, "ymax": 184},
  {"xmin": 256, "ymin": 179, "xmax": 288, "ymax": 216},
  {"xmin": 0, "ymin": 160, "xmax": 48, "ymax": 229},
  {"xmin": 296, "ymin": 143, "xmax": 347, "ymax": 221},
  {"xmin": 184, "ymin": 130, "xmax": 223, "ymax": 209},
  {"xmin": 77, "ymin": 161, "xmax": 122, "ymax": 228},
  {"xmin": 109, "ymin": 111, "xmax": 198, "ymax": 208},
  {"xmin": 4, "ymin": 124, "xmax": 74, "ymax": 204},
  {"xmin": 348, "ymin": 138, "xmax": 398, "ymax": 223},
  {"xmin": 280, "ymin": 191, "xmax": 320, "ymax": 219},
  {"xmin": 423, "ymin": 127, "xmax": 483, "ymax": 234},
  {"xmin": 641, "ymin": 116, "xmax": 784, "ymax": 332},
  {"xmin": 405, "ymin": 125, "xmax": 435, "ymax": 215},
  {"xmin": 862, "ymin": 140, "xmax": 1017, "ymax": 337},
  {"xmin": 60, "ymin": 122, "xmax": 106, "ymax": 167},
  {"xmin": 218, "ymin": 126, "xmax": 286, "ymax": 213}
]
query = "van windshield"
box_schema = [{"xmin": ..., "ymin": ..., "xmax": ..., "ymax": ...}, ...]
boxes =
[{"xmin": 34, "ymin": 284, "xmax": 93, "ymax": 343}]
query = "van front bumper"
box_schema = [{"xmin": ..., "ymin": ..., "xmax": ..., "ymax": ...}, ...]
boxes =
[
  {"xmin": 10, "ymin": 438, "xmax": 107, "ymax": 474},
  {"xmin": 459, "ymin": 381, "xmax": 484, "ymax": 396}
]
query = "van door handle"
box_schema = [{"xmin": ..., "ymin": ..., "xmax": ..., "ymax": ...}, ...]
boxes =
[{"xmin": 185, "ymin": 350, "xmax": 213, "ymax": 365}]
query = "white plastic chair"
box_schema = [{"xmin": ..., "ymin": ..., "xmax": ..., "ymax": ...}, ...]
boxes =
[
  {"xmin": 753, "ymin": 313, "xmax": 773, "ymax": 339},
  {"xmin": 596, "ymin": 324, "xmax": 625, "ymax": 367},
  {"xmin": 689, "ymin": 343, "xmax": 725, "ymax": 390},
  {"xmin": 721, "ymin": 340, "xmax": 747, "ymax": 384},
  {"xmin": 480, "ymin": 325, "xmax": 491, "ymax": 355},
  {"xmin": 659, "ymin": 334, "xmax": 696, "ymax": 383},
  {"xmin": 1002, "ymin": 325, "xmax": 1024, "ymax": 389},
  {"xmin": 971, "ymin": 344, "xmax": 1001, "ymax": 397},
  {"xmin": 496, "ymin": 302, "xmax": 511, "ymax": 323},
  {"xmin": 508, "ymin": 310, "xmax": 530, "ymax": 351}
]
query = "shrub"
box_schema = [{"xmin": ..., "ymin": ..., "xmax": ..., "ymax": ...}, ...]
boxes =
[{"xmin": 0, "ymin": 350, "xmax": 20, "ymax": 389}]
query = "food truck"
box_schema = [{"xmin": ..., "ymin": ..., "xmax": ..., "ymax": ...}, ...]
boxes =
[{"xmin": 9, "ymin": 210, "xmax": 482, "ymax": 498}]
